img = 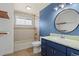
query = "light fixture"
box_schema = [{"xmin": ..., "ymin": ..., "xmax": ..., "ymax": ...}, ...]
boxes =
[
  {"xmin": 26, "ymin": 6, "xmax": 31, "ymax": 10},
  {"xmin": 59, "ymin": 4, "xmax": 65, "ymax": 8},
  {"xmin": 70, "ymin": 3, "xmax": 73, "ymax": 4},
  {"xmin": 54, "ymin": 7, "xmax": 58, "ymax": 11}
]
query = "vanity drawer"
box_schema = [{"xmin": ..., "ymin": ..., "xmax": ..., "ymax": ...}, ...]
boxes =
[{"xmin": 47, "ymin": 40, "xmax": 66, "ymax": 53}]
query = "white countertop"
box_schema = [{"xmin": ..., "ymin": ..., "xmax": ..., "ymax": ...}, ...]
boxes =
[{"xmin": 41, "ymin": 36, "xmax": 79, "ymax": 50}]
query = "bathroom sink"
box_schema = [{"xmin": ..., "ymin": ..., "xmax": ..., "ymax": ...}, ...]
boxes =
[
  {"xmin": 66, "ymin": 36, "xmax": 79, "ymax": 41},
  {"xmin": 41, "ymin": 35, "xmax": 79, "ymax": 50},
  {"xmin": 46, "ymin": 35, "xmax": 64, "ymax": 40},
  {"xmin": 47, "ymin": 35, "xmax": 58, "ymax": 38},
  {"xmin": 46, "ymin": 35, "xmax": 79, "ymax": 41},
  {"xmin": 41, "ymin": 34, "xmax": 79, "ymax": 45}
]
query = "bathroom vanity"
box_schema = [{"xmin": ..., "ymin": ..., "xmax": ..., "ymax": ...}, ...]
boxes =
[
  {"xmin": 40, "ymin": 5, "xmax": 79, "ymax": 56},
  {"xmin": 41, "ymin": 36, "xmax": 79, "ymax": 56}
]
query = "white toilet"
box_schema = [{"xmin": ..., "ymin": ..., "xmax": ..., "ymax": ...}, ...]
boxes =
[{"xmin": 32, "ymin": 41, "xmax": 41, "ymax": 54}]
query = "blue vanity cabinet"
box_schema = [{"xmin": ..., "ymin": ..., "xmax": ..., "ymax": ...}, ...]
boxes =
[
  {"xmin": 46, "ymin": 40, "xmax": 67, "ymax": 54},
  {"xmin": 41, "ymin": 38, "xmax": 79, "ymax": 56},
  {"xmin": 41, "ymin": 38, "xmax": 47, "ymax": 56},
  {"xmin": 67, "ymin": 48, "xmax": 79, "ymax": 56},
  {"xmin": 53, "ymin": 49, "xmax": 66, "ymax": 56},
  {"xmin": 41, "ymin": 38, "xmax": 54, "ymax": 56},
  {"xmin": 41, "ymin": 45, "xmax": 47, "ymax": 56},
  {"xmin": 46, "ymin": 44, "xmax": 66, "ymax": 56},
  {"xmin": 46, "ymin": 40, "xmax": 66, "ymax": 56},
  {"xmin": 41, "ymin": 38, "xmax": 66, "ymax": 56},
  {"xmin": 47, "ymin": 46, "xmax": 54, "ymax": 56}
]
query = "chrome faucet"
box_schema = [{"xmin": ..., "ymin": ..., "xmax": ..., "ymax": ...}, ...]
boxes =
[{"xmin": 60, "ymin": 34, "xmax": 65, "ymax": 39}]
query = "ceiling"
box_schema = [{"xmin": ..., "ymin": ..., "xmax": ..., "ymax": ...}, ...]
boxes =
[{"xmin": 14, "ymin": 3, "xmax": 50, "ymax": 16}]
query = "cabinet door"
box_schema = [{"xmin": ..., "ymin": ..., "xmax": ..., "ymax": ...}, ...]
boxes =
[
  {"xmin": 47, "ymin": 46, "xmax": 54, "ymax": 56},
  {"xmin": 47, "ymin": 40, "xmax": 66, "ymax": 53},
  {"xmin": 54, "ymin": 49, "xmax": 66, "ymax": 56},
  {"xmin": 67, "ymin": 48, "xmax": 79, "ymax": 56},
  {"xmin": 41, "ymin": 46, "xmax": 47, "ymax": 56},
  {"xmin": 41, "ymin": 38, "xmax": 47, "ymax": 56}
]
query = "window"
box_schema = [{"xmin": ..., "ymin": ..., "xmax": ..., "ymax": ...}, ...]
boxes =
[{"xmin": 16, "ymin": 18, "xmax": 32, "ymax": 25}]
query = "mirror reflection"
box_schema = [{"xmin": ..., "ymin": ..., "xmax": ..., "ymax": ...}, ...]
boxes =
[{"xmin": 55, "ymin": 9, "xmax": 79, "ymax": 33}]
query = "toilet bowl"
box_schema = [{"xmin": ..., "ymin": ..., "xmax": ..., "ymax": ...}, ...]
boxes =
[
  {"xmin": 32, "ymin": 41, "xmax": 41, "ymax": 54},
  {"xmin": 32, "ymin": 41, "xmax": 41, "ymax": 46}
]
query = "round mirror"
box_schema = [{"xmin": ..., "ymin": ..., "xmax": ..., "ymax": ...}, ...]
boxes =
[{"xmin": 55, "ymin": 9, "xmax": 79, "ymax": 33}]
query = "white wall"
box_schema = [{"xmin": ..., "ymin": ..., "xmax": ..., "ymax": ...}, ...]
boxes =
[{"xmin": 0, "ymin": 3, "xmax": 14, "ymax": 55}]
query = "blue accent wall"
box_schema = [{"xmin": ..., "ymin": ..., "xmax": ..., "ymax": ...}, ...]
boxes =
[{"xmin": 40, "ymin": 3, "xmax": 79, "ymax": 36}]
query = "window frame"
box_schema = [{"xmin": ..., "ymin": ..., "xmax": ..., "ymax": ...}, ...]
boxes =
[{"xmin": 16, "ymin": 18, "xmax": 33, "ymax": 26}]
